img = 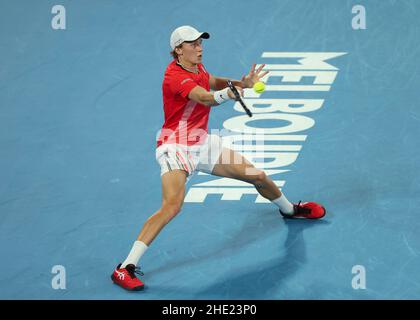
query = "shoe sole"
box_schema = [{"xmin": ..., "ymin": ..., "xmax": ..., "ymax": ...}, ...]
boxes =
[{"xmin": 111, "ymin": 275, "xmax": 145, "ymax": 291}]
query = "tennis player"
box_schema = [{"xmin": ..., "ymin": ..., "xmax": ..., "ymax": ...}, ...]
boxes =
[{"xmin": 111, "ymin": 26, "xmax": 326, "ymax": 291}]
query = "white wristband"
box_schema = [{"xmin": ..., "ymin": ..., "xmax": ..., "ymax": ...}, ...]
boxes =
[{"xmin": 213, "ymin": 87, "xmax": 231, "ymax": 105}]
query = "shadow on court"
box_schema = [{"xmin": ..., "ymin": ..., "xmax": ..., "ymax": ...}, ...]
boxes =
[{"xmin": 148, "ymin": 214, "xmax": 331, "ymax": 299}]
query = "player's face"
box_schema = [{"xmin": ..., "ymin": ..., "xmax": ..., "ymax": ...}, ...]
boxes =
[{"xmin": 180, "ymin": 38, "xmax": 203, "ymax": 66}]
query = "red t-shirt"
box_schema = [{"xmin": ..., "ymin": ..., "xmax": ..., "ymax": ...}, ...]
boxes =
[{"xmin": 157, "ymin": 60, "xmax": 211, "ymax": 147}]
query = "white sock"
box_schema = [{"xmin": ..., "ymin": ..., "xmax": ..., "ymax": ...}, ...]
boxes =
[
  {"xmin": 121, "ymin": 241, "xmax": 148, "ymax": 268},
  {"xmin": 272, "ymin": 194, "xmax": 294, "ymax": 215}
]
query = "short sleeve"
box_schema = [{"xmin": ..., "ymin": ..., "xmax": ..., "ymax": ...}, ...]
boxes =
[{"xmin": 170, "ymin": 75, "xmax": 198, "ymax": 99}]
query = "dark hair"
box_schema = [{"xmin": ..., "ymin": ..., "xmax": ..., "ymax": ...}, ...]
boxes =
[{"xmin": 170, "ymin": 43, "xmax": 183, "ymax": 59}]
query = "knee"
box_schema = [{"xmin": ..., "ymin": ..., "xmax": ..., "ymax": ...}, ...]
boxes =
[
  {"xmin": 252, "ymin": 170, "xmax": 267, "ymax": 186},
  {"xmin": 160, "ymin": 201, "xmax": 183, "ymax": 224}
]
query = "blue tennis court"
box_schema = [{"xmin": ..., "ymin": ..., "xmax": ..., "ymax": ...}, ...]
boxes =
[{"xmin": 1, "ymin": 0, "xmax": 420, "ymax": 299}]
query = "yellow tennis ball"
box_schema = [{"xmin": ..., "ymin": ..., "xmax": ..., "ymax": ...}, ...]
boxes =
[{"xmin": 253, "ymin": 81, "xmax": 265, "ymax": 93}]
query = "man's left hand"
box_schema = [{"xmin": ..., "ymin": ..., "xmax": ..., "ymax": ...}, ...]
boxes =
[{"xmin": 241, "ymin": 64, "xmax": 269, "ymax": 88}]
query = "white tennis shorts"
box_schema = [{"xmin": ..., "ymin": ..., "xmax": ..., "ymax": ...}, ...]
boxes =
[{"xmin": 156, "ymin": 134, "xmax": 224, "ymax": 178}]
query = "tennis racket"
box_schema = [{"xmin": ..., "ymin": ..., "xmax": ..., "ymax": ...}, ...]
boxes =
[{"xmin": 227, "ymin": 80, "xmax": 253, "ymax": 117}]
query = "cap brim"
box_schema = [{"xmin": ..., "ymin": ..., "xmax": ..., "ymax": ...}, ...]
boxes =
[
  {"xmin": 186, "ymin": 32, "xmax": 210, "ymax": 42},
  {"xmin": 200, "ymin": 32, "xmax": 210, "ymax": 39}
]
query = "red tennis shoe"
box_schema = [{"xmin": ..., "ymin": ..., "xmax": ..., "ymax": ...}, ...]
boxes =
[
  {"xmin": 280, "ymin": 201, "xmax": 326, "ymax": 219},
  {"xmin": 111, "ymin": 264, "xmax": 144, "ymax": 291}
]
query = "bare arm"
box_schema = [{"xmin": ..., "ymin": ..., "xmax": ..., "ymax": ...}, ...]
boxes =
[
  {"xmin": 209, "ymin": 64, "xmax": 269, "ymax": 91},
  {"xmin": 188, "ymin": 85, "xmax": 244, "ymax": 107},
  {"xmin": 209, "ymin": 75, "xmax": 244, "ymax": 91}
]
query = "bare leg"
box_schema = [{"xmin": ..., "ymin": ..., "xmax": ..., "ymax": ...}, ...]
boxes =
[
  {"xmin": 137, "ymin": 169, "xmax": 187, "ymax": 246},
  {"xmin": 211, "ymin": 148, "xmax": 282, "ymax": 201}
]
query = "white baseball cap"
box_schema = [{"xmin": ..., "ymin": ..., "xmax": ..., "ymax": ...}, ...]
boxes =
[{"xmin": 170, "ymin": 25, "xmax": 210, "ymax": 50}]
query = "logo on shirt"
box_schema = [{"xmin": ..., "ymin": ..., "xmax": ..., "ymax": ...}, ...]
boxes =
[{"xmin": 181, "ymin": 78, "xmax": 193, "ymax": 85}]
